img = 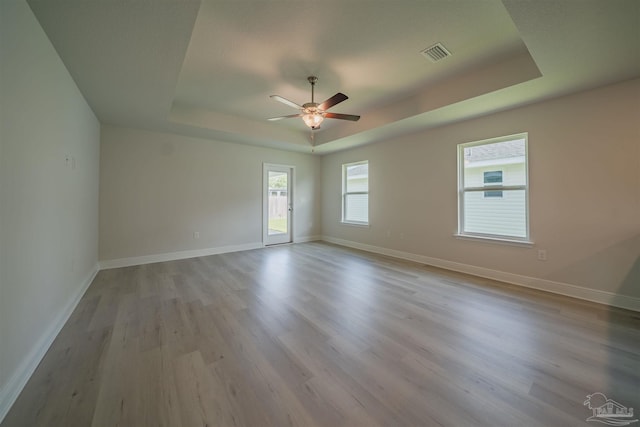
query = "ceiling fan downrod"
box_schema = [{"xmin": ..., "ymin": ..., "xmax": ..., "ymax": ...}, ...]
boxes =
[{"xmin": 308, "ymin": 76, "xmax": 318, "ymax": 104}]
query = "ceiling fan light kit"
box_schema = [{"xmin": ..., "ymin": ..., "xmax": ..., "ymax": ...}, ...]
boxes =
[
  {"xmin": 302, "ymin": 110, "xmax": 324, "ymax": 129},
  {"xmin": 268, "ymin": 76, "xmax": 360, "ymax": 130}
]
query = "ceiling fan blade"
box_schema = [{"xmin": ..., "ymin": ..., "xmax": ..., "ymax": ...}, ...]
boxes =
[
  {"xmin": 319, "ymin": 93, "xmax": 348, "ymax": 111},
  {"xmin": 324, "ymin": 112, "xmax": 360, "ymax": 121},
  {"xmin": 270, "ymin": 95, "xmax": 303, "ymax": 110},
  {"xmin": 267, "ymin": 114, "xmax": 302, "ymax": 121}
]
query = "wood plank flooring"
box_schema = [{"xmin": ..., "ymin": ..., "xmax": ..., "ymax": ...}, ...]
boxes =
[{"xmin": 2, "ymin": 242, "xmax": 639, "ymax": 426}]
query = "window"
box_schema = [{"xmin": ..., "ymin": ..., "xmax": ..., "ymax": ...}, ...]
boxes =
[
  {"xmin": 458, "ymin": 134, "xmax": 529, "ymax": 241},
  {"xmin": 342, "ymin": 161, "xmax": 369, "ymax": 224},
  {"xmin": 483, "ymin": 171, "xmax": 503, "ymax": 197}
]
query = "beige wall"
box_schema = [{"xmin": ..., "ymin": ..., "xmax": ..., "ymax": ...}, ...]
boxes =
[
  {"xmin": 0, "ymin": 0, "xmax": 100, "ymax": 416},
  {"xmin": 322, "ymin": 78, "xmax": 640, "ymax": 300},
  {"xmin": 99, "ymin": 125, "xmax": 322, "ymax": 262}
]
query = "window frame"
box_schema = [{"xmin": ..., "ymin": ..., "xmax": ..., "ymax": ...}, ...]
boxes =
[
  {"xmin": 457, "ymin": 133, "xmax": 531, "ymax": 244},
  {"xmin": 342, "ymin": 160, "xmax": 369, "ymax": 226}
]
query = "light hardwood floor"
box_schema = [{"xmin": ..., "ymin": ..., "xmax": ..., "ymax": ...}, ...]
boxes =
[{"xmin": 2, "ymin": 242, "xmax": 639, "ymax": 426}]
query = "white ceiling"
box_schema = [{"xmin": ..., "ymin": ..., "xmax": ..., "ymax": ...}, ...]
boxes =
[{"xmin": 27, "ymin": 0, "xmax": 640, "ymax": 154}]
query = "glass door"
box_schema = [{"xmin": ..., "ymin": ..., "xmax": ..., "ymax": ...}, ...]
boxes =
[{"xmin": 263, "ymin": 164, "xmax": 293, "ymax": 245}]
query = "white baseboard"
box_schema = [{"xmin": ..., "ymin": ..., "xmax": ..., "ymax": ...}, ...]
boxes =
[
  {"xmin": 99, "ymin": 238, "xmax": 326, "ymax": 269},
  {"xmin": 99, "ymin": 242, "xmax": 264, "ymax": 270},
  {"xmin": 0, "ymin": 264, "xmax": 99, "ymax": 423},
  {"xmin": 295, "ymin": 235, "xmax": 322, "ymax": 243},
  {"xmin": 321, "ymin": 236, "xmax": 640, "ymax": 312}
]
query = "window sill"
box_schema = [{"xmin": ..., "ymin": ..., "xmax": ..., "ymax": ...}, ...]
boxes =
[
  {"xmin": 341, "ymin": 221, "xmax": 370, "ymax": 228},
  {"xmin": 454, "ymin": 233, "xmax": 534, "ymax": 247}
]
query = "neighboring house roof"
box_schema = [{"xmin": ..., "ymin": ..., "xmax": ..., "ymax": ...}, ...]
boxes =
[
  {"xmin": 465, "ymin": 139, "xmax": 525, "ymax": 163},
  {"xmin": 347, "ymin": 164, "xmax": 368, "ymax": 176}
]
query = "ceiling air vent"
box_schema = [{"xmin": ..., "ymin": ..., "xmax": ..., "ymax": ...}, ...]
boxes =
[{"xmin": 420, "ymin": 43, "xmax": 451, "ymax": 63}]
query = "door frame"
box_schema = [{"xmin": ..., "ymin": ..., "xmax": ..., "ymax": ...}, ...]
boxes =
[{"xmin": 263, "ymin": 163, "xmax": 295, "ymax": 246}]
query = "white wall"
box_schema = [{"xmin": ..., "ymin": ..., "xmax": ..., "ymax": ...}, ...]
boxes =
[
  {"xmin": 322, "ymin": 78, "xmax": 640, "ymax": 305},
  {"xmin": 99, "ymin": 125, "xmax": 321, "ymax": 264},
  {"xmin": 0, "ymin": 0, "xmax": 101, "ymax": 419}
]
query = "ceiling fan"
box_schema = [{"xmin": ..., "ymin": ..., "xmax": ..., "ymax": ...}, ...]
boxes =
[{"xmin": 268, "ymin": 76, "xmax": 360, "ymax": 130}]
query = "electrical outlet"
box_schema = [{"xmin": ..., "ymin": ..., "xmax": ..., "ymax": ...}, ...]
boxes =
[
  {"xmin": 537, "ymin": 249, "xmax": 547, "ymax": 261},
  {"xmin": 194, "ymin": 231, "xmax": 200, "ymax": 239}
]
